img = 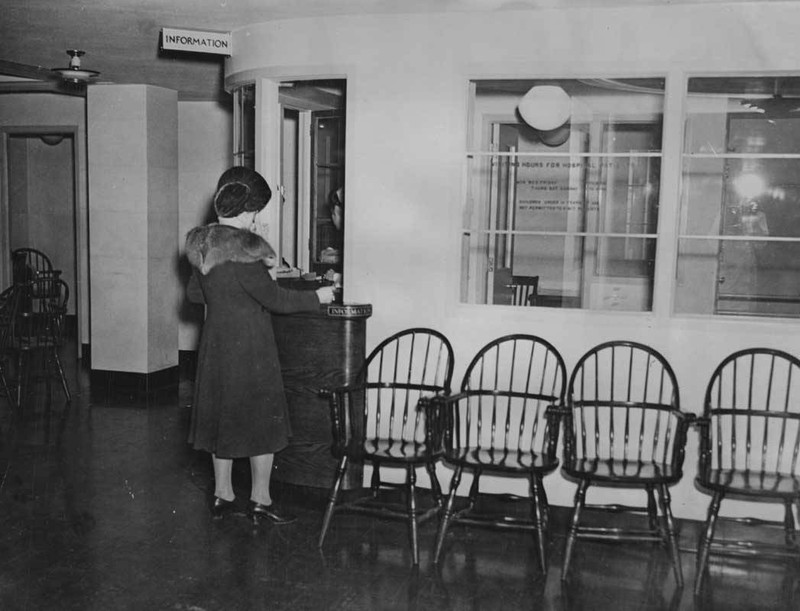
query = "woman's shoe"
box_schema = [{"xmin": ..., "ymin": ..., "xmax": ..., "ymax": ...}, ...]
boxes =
[
  {"xmin": 248, "ymin": 500, "xmax": 297, "ymax": 525},
  {"xmin": 211, "ymin": 496, "xmax": 237, "ymax": 519}
]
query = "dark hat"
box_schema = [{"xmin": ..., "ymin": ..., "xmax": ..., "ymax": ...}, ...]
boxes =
[{"xmin": 213, "ymin": 166, "xmax": 272, "ymax": 218}]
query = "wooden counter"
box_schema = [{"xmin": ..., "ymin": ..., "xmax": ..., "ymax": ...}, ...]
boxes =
[{"xmin": 272, "ymin": 302, "xmax": 372, "ymax": 489}]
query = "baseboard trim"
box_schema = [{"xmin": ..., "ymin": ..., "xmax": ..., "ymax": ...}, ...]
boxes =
[{"xmin": 90, "ymin": 366, "xmax": 180, "ymax": 402}]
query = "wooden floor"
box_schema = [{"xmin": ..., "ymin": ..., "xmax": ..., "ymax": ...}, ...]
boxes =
[{"xmin": 1, "ymin": 340, "xmax": 798, "ymax": 610}]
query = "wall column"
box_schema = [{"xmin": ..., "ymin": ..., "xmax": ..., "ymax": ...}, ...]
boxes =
[{"xmin": 87, "ymin": 84, "xmax": 179, "ymax": 384}]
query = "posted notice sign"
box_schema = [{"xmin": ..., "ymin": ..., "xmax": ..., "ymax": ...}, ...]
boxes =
[{"xmin": 161, "ymin": 27, "xmax": 232, "ymax": 55}]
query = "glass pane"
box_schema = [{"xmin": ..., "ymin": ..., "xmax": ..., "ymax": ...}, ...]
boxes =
[
  {"xmin": 676, "ymin": 239, "xmax": 800, "ymax": 317},
  {"xmin": 463, "ymin": 77, "xmax": 664, "ymax": 311},
  {"xmin": 678, "ymin": 75, "xmax": 800, "ymax": 317},
  {"xmin": 463, "ymin": 232, "xmax": 657, "ymax": 311},
  {"xmin": 233, "ymin": 84, "xmax": 256, "ymax": 168},
  {"xmin": 312, "ymin": 112, "xmax": 345, "ymax": 275}
]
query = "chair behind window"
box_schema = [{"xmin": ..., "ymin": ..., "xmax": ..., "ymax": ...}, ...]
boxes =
[{"xmin": 507, "ymin": 275, "xmax": 539, "ymax": 306}]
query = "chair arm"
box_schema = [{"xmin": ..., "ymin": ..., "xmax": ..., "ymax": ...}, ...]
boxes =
[
  {"xmin": 692, "ymin": 416, "xmax": 712, "ymax": 468},
  {"xmin": 417, "ymin": 391, "xmax": 452, "ymax": 453},
  {"xmin": 544, "ymin": 403, "xmax": 566, "ymax": 456},
  {"xmin": 419, "ymin": 391, "xmax": 466, "ymax": 409},
  {"xmin": 546, "ymin": 404, "xmax": 571, "ymax": 417},
  {"xmin": 317, "ymin": 383, "xmax": 362, "ymax": 399},
  {"xmin": 559, "ymin": 405, "xmax": 578, "ymax": 460},
  {"xmin": 317, "ymin": 384, "xmax": 367, "ymax": 454},
  {"xmin": 417, "ymin": 389, "xmax": 453, "ymax": 453}
]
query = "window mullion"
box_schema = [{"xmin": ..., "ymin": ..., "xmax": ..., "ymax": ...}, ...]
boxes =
[{"xmin": 652, "ymin": 70, "xmax": 686, "ymax": 319}]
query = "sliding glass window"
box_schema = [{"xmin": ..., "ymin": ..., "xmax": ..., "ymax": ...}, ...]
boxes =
[
  {"xmin": 676, "ymin": 76, "xmax": 800, "ymax": 318},
  {"xmin": 233, "ymin": 84, "xmax": 256, "ymax": 168},
  {"xmin": 462, "ymin": 78, "xmax": 665, "ymax": 311}
]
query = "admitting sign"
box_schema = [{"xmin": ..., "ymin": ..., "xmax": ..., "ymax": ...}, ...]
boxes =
[{"xmin": 161, "ymin": 27, "xmax": 232, "ymax": 55}]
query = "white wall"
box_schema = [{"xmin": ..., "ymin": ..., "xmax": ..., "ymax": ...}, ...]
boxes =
[
  {"xmin": 177, "ymin": 101, "xmax": 233, "ymax": 351},
  {"xmin": 226, "ymin": 2, "xmax": 800, "ymax": 521}
]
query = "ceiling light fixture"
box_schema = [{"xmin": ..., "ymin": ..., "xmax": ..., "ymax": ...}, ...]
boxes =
[
  {"xmin": 518, "ymin": 85, "xmax": 571, "ymax": 131},
  {"xmin": 51, "ymin": 50, "xmax": 100, "ymax": 84}
]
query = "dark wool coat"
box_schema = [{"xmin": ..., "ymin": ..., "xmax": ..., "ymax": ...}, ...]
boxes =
[{"xmin": 185, "ymin": 224, "xmax": 320, "ymax": 458}]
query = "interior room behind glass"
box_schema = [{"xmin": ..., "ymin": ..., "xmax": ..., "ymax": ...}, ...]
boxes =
[
  {"xmin": 677, "ymin": 75, "xmax": 800, "ymax": 318},
  {"xmin": 462, "ymin": 78, "xmax": 664, "ymax": 312}
]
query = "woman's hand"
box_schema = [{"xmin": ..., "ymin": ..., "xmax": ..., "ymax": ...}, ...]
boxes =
[{"xmin": 316, "ymin": 286, "xmax": 335, "ymax": 304}]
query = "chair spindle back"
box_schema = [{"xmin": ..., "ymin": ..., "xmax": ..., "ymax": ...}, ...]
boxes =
[
  {"xmin": 567, "ymin": 341, "xmax": 684, "ymax": 473},
  {"xmin": 360, "ymin": 328, "xmax": 454, "ymax": 445},
  {"xmin": 451, "ymin": 335, "xmax": 566, "ymax": 457},
  {"xmin": 703, "ymin": 348, "xmax": 800, "ymax": 477}
]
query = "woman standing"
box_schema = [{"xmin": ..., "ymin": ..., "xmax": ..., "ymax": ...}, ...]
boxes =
[{"xmin": 185, "ymin": 166, "xmax": 334, "ymax": 524}]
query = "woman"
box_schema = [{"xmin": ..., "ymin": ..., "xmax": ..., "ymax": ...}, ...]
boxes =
[{"xmin": 185, "ymin": 166, "xmax": 334, "ymax": 524}]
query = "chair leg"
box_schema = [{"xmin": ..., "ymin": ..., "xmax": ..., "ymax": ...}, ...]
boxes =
[
  {"xmin": 318, "ymin": 455, "xmax": 348, "ymax": 548},
  {"xmin": 434, "ymin": 465, "xmax": 464, "ymax": 564},
  {"xmin": 17, "ymin": 352, "xmax": 29, "ymax": 407},
  {"xmin": 52, "ymin": 350, "xmax": 71, "ymax": 403},
  {"xmin": 646, "ymin": 484, "xmax": 659, "ymax": 535},
  {"xmin": 694, "ymin": 490, "xmax": 723, "ymax": 596},
  {"xmin": 530, "ymin": 473, "xmax": 549, "ymax": 574},
  {"xmin": 466, "ymin": 467, "xmax": 481, "ymax": 511},
  {"xmin": 425, "ymin": 460, "xmax": 442, "ymax": 507},
  {"xmin": 370, "ymin": 461, "xmax": 382, "ymax": 498},
  {"xmin": 783, "ymin": 499, "xmax": 796, "ymax": 547},
  {"xmin": 540, "ymin": 481, "xmax": 550, "ymax": 529},
  {"xmin": 657, "ymin": 483, "xmax": 683, "ymax": 588},
  {"xmin": 562, "ymin": 479, "xmax": 588, "ymax": 582},
  {"xmin": 0, "ymin": 366, "xmax": 16, "ymax": 411},
  {"xmin": 407, "ymin": 465, "xmax": 419, "ymax": 565}
]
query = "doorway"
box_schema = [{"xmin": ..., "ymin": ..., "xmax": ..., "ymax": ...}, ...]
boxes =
[{"xmin": 1, "ymin": 128, "xmax": 80, "ymax": 345}]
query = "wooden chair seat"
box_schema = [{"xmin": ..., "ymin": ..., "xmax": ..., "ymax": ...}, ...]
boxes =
[
  {"xmin": 357, "ymin": 438, "xmax": 437, "ymax": 461},
  {"xmin": 564, "ymin": 458, "xmax": 681, "ymax": 483},
  {"xmin": 700, "ymin": 469, "xmax": 800, "ymax": 497},
  {"xmin": 448, "ymin": 447, "xmax": 559, "ymax": 471}
]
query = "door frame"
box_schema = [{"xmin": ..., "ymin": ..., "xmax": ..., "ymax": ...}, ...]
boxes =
[{"xmin": 0, "ymin": 125, "xmax": 83, "ymax": 353}]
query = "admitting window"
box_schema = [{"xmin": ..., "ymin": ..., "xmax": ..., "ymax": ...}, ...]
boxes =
[
  {"xmin": 676, "ymin": 76, "xmax": 800, "ymax": 318},
  {"xmin": 461, "ymin": 78, "xmax": 665, "ymax": 311}
]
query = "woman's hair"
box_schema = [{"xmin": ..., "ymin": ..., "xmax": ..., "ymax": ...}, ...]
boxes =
[{"xmin": 213, "ymin": 166, "xmax": 272, "ymax": 218}]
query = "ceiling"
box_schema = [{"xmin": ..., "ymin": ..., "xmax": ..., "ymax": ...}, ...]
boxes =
[{"xmin": 0, "ymin": 0, "xmax": 791, "ymax": 103}]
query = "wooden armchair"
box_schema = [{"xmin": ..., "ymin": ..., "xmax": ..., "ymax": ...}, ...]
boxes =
[
  {"xmin": 317, "ymin": 327, "xmax": 454, "ymax": 565},
  {"xmin": 694, "ymin": 348, "xmax": 800, "ymax": 594}
]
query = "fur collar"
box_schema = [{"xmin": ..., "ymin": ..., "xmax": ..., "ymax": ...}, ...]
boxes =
[{"xmin": 185, "ymin": 223, "xmax": 277, "ymax": 274}]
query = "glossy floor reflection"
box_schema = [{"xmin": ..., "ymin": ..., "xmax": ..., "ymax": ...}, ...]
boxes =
[{"xmin": 1, "ymin": 343, "xmax": 799, "ymax": 610}]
